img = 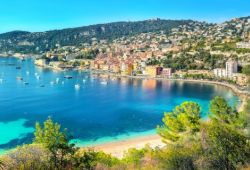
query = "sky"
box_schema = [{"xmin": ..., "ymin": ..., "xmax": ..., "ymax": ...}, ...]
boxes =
[{"xmin": 0, "ymin": 0, "xmax": 250, "ymax": 33}]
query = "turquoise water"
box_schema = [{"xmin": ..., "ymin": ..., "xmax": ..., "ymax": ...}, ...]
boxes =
[{"xmin": 0, "ymin": 57, "xmax": 239, "ymax": 152}]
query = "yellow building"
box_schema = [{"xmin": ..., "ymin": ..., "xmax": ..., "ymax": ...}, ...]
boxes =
[
  {"xmin": 145, "ymin": 66, "xmax": 157, "ymax": 77},
  {"xmin": 34, "ymin": 58, "xmax": 48, "ymax": 67},
  {"xmin": 133, "ymin": 62, "xmax": 139, "ymax": 72}
]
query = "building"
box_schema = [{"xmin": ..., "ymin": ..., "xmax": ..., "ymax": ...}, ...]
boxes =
[
  {"xmin": 213, "ymin": 68, "xmax": 227, "ymax": 78},
  {"xmin": 236, "ymin": 42, "xmax": 250, "ymax": 49},
  {"xmin": 145, "ymin": 66, "xmax": 157, "ymax": 77},
  {"xmin": 232, "ymin": 73, "xmax": 249, "ymax": 86},
  {"xmin": 226, "ymin": 61, "xmax": 238, "ymax": 77},
  {"xmin": 34, "ymin": 58, "xmax": 49, "ymax": 67},
  {"xmin": 161, "ymin": 68, "xmax": 172, "ymax": 78},
  {"xmin": 156, "ymin": 67, "xmax": 163, "ymax": 76}
]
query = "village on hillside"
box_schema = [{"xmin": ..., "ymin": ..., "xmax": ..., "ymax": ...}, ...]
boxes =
[{"xmin": 31, "ymin": 18, "xmax": 250, "ymax": 88}]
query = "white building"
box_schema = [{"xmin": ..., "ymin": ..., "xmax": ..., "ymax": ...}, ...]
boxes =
[
  {"xmin": 213, "ymin": 68, "xmax": 227, "ymax": 78},
  {"xmin": 226, "ymin": 61, "xmax": 238, "ymax": 77},
  {"xmin": 236, "ymin": 42, "xmax": 250, "ymax": 49}
]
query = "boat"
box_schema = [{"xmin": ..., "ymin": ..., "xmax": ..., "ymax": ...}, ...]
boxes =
[
  {"xmin": 101, "ymin": 81, "xmax": 108, "ymax": 85},
  {"xmin": 64, "ymin": 75, "xmax": 73, "ymax": 79},
  {"xmin": 23, "ymin": 82, "xmax": 29, "ymax": 85},
  {"xmin": 16, "ymin": 77, "xmax": 23, "ymax": 81},
  {"xmin": 50, "ymin": 81, "xmax": 55, "ymax": 85},
  {"xmin": 0, "ymin": 79, "xmax": 3, "ymax": 84},
  {"xmin": 16, "ymin": 66, "xmax": 21, "ymax": 69},
  {"xmin": 82, "ymin": 79, "xmax": 86, "ymax": 83},
  {"xmin": 56, "ymin": 78, "xmax": 60, "ymax": 84},
  {"xmin": 36, "ymin": 76, "xmax": 40, "ymax": 80},
  {"xmin": 75, "ymin": 84, "xmax": 80, "ymax": 90},
  {"xmin": 40, "ymin": 85, "xmax": 45, "ymax": 87}
]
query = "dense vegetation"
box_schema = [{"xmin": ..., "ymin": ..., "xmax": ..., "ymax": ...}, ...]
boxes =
[
  {"xmin": 0, "ymin": 19, "xmax": 192, "ymax": 54},
  {"xmin": 146, "ymin": 50, "xmax": 227, "ymax": 70},
  {"xmin": 0, "ymin": 96, "xmax": 249, "ymax": 170}
]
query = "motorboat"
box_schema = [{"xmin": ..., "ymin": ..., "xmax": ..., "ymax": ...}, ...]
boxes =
[{"xmin": 16, "ymin": 76, "xmax": 23, "ymax": 81}]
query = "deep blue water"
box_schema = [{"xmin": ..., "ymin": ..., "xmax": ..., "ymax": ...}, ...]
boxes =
[{"xmin": 0, "ymin": 57, "xmax": 238, "ymax": 152}]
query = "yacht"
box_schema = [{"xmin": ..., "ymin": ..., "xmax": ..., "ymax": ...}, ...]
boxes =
[{"xmin": 64, "ymin": 75, "xmax": 73, "ymax": 79}]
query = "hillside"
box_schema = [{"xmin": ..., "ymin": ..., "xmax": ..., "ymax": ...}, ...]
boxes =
[{"xmin": 0, "ymin": 19, "xmax": 193, "ymax": 54}]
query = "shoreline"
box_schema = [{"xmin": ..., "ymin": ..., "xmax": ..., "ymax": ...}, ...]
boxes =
[
  {"xmin": 89, "ymin": 134, "xmax": 164, "ymax": 159},
  {"xmin": 1, "ymin": 56, "xmax": 249, "ymax": 158},
  {"xmin": 81, "ymin": 76, "xmax": 249, "ymax": 158}
]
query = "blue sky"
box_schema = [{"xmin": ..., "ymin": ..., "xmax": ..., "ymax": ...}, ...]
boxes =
[{"xmin": 0, "ymin": 0, "xmax": 249, "ymax": 33}]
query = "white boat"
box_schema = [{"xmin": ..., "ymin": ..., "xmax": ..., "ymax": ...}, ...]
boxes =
[
  {"xmin": 82, "ymin": 79, "xmax": 86, "ymax": 83},
  {"xmin": 64, "ymin": 75, "xmax": 73, "ymax": 79},
  {"xmin": 50, "ymin": 81, "xmax": 55, "ymax": 85},
  {"xmin": 16, "ymin": 76, "xmax": 23, "ymax": 81},
  {"xmin": 26, "ymin": 71, "xmax": 30, "ymax": 75},
  {"xmin": 36, "ymin": 76, "xmax": 40, "ymax": 80},
  {"xmin": 0, "ymin": 79, "xmax": 3, "ymax": 84},
  {"xmin": 75, "ymin": 84, "xmax": 80, "ymax": 90},
  {"xmin": 56, "ymin": 78, "xmax": 60, "ymax": 84},
  {"xmin": 101, "ymin": 81, "xmax": 108, "ymax": 85}
]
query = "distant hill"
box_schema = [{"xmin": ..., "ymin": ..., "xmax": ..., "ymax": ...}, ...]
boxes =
[{"xmin": 0, "ymin": 19, "xmax": 193, "ymax": 54}]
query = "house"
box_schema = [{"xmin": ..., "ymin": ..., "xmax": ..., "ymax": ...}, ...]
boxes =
[
  {"xmin": 236, "ymin": 42, "xmax": 250, "ymax": 49},
  {"xmin": 35, "ymin": 58, "xmax": 49, "ymax": 67},
  {"xmin": 161, "ymin": 68, "xmax": 172, "ymax": 78},
  {"xmin": 127, "ymin": 63, "xmax": 134, "ymax": 76},
  {"xmin": 145, "ymin": 66, "xmax": 157, "ymax": 77},
  {"xmin": 232, "ymin": 73, "xmax": 248, "ymax": 86},
  {"xmin": 156, "ymin": 67, "xmax": 163, "ymax": 76}
]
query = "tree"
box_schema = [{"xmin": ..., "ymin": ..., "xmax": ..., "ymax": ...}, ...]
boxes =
[
  {"xmin": 72, "ymin": 150, "xmax": 119, "ymax": 170},
  {"xmin": 242, "ymin": 65, "xmax": 250, "ymax": 76},
  {"xmin": 209, "ymin": 96, "xmax": 247, "ymax": 129},
  {"xmin": 209, "ymin": 96, "xmax": 234, "ymax": 123},
  {"xmin": 158, "ymin": 144, "xmax": 200, "ymax": 170},
  {"xmin": 33, "ymin": 117, "xmax": 78, "ymax": 170},
  {"xmin": 1, "ymin": 144, "xmax": 50, "ymax": 170},
  {"xmin": 201, "ymin": 122, "xmax": 250, "ymax": 170},
  {"xmin": 33, "ymin": 117, "xmax": 68, "ymax": 147},
  {"xmin": 242, "ymin": 65, "xmax": 250, "ymax": 86},
  {"xmin": 157, "ymin": 102, "xmax": 201, "ymax": 143}
]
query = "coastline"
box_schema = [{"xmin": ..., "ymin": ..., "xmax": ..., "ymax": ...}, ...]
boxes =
[
  {"xmin": 90, "ymin": 134, "xmax": 164, "ymax": 159},
  {"xmin": 81, "ymin": 76, "xmax": 249, "ymax": 158},
  {"xmin": 1, "ymin": 56, "xmax": 249, "ymax": 158}
]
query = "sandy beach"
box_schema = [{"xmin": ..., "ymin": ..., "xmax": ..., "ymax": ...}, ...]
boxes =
[{"xmin": 90, "ymin": 134, "xmax": 165, "ymax": 159}]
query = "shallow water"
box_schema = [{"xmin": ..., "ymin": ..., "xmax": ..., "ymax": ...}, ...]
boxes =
[{"xmin": 0, "ymin": 57, "xmax": 238, "ymax": 151}]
